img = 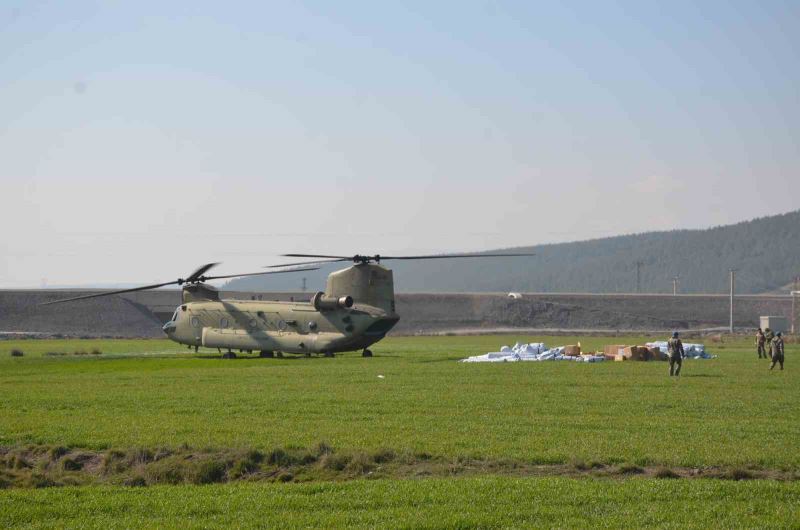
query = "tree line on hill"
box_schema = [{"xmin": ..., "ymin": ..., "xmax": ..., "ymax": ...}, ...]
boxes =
[{"xmin": 226, "ymin": 210, "xmax": 800, "ymax": 295}]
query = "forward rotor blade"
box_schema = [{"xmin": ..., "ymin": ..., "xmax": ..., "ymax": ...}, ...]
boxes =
[
  {"xmin": 203, "ymin": 266, "xmax": 319, "ymax": 281},
  {"xmin": 185, "ymin": 262, "xmax": 220, "ymax": 283},
  {"xmin": 39, "ymin": 280, "xmax": 180, "ymax": 306}
]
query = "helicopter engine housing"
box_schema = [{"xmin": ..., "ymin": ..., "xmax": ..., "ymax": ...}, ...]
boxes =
[
  {"xmin": 311, "ymin": 292, "xmax": 354, "ymax": 310},
  {"xmin": 182, "ymin": 283, "xmax": 220, "ymax": 303}
]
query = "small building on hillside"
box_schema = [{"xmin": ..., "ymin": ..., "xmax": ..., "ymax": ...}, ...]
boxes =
[{"xmin": 760, "ymin": 316, "xmax": 788, "ymax": 333}]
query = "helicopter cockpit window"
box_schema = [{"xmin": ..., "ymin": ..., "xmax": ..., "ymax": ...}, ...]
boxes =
[{"xmin": 171, "ymin": 309, "xmax": 179, "ymax": 322}]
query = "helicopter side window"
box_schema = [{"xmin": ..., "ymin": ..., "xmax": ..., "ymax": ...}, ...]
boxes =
[
  {"xmin": 220, "ymin": 317, "xmax": 229, "ymax": 328},
  {"xmin": 191, "ymin": 317, "xmax": 201, "ymax": 328}
]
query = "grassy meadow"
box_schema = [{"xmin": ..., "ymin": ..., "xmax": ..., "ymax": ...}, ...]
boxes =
[
  {"xmin": 2, "ymin": 477, "xmax": 800, "ymax": 529},
  {"xmin": 0, "ymin": 335, "xmax": 797, "ymax": 469},
  {"xmin": 1, "ymin": 334, "xmax": 798, "ymax": 528}
]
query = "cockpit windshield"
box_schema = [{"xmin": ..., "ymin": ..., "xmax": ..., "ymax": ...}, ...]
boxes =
[{"xmin": 171, "ymin": 307, "xmax": 180, "ymax": 322}]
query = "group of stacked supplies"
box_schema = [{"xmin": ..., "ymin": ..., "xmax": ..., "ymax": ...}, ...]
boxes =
[{"xmin": 461, "ymin": 341, "xmax": 715, "ymax": 363}]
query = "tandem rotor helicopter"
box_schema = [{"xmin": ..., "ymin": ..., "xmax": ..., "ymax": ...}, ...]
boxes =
[{"xmin": 43, "ymin": 252, "xmax": 534, "ymax": 358}]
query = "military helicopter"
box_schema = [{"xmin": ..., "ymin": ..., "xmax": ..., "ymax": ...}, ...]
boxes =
[{"xmin": 43, "ymin": 252, "xmax": 534, "ymax": 358}]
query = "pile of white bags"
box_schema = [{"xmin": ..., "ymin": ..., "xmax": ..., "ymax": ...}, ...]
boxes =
[
  {"xmin": 460, "ymin": 342, "xmax": 606, "ymax": 363},
  {"xmin": 645, "ymin": 341, "xmax": 716, "ymax": 359}
]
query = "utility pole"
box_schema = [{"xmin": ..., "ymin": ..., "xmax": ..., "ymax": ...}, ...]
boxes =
[
  {"xmin": 729, "ymin": 269, "xmax": 736, "ymax": 334},
  {"xmin": 301, "ymin": 277, "xmax": 307, "ymax": 293},
  {"xmin": 672, "ymin": 276, "xmax": 679, "ymax": 296},
  {"xmin": 635, "ymin": 261, "xmax": 644, "ymax": 293},
  {"xmin": 791, "ymin": 276, "xmax": 800, "ymax": 335}
]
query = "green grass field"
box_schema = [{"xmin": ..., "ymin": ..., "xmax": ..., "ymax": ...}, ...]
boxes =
[
  {"xmin": 2, "ymin": 478, "xmax": 799, "ymax": 529},
  {"xmin": 1, "ymin": 335, "xmax": 797, "ymax": 468},
  {"xmin": 1, "ymin": 335, "xmax": 798, "ymax": 528}
]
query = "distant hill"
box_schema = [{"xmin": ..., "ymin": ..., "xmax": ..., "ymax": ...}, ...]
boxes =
[{"xmin": 226, "ymin": 210, "xmax": 800, "ymax": 295}]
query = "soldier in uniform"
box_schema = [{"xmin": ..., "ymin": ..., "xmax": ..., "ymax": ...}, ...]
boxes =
[
  {"xmin": 764, "ymin": 328, "xmax": 775, "ymax": 360},
  {"xmin": 756, "ymin": 328, "xmax": 767, "ymax": 359},
  {"xmin": 667, "ymin": 331, "xmax": 685, "ymax": 376},
  {"xmin": 770, "ymin": 332, "xmax": 785, "ymax": 371}
]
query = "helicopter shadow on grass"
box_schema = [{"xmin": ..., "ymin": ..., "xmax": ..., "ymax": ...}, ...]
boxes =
[
  {"xmin": 413, "ymin": 355, "xmax": 467, "ymax": 363},
  {"xmin": 193, "ymin": 354, "xmax": 357, "ymax": 361}
]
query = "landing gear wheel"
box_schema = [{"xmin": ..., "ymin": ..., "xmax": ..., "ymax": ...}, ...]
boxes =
[
  {"xmin": 324, "ymin": 352, "xmax": 335, "ymax": 358},
  {"xmin": 222, "ymin": 351, "xmax": 237, "ymax": 359},
  {"xmin": 259, "ymin": 351, "xmax": 274, "ymax": 358},
  {"xmin": 362, "ymin": 349, "xmax": 373, "ymax": 358},
  {"xmin": 276, "ymin": 351, "xmax": 284, "ymax": 358}
]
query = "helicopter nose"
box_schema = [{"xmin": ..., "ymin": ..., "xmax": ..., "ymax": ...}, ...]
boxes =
[{"xmin": 162, "ymin": 321, "xmax": 176, "ymax": 334}]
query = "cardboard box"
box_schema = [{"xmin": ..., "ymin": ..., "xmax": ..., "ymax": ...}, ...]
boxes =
[
  {"xmin": 563, "ymin": 344, "xmax": 581, "ymax": 356},
  {"xmin": 620, "ymin": 345, "xmax": 652, "ymax": 361},
  {"xmin": 649, "ymin": 347, "xmax": 668, "ymax": 361},
  {"xmin": 603, "ymin": 344, "xmax": 628, "ymax": 357},
  {"xmin": 614, "ymin": 354, "xmax": 626, "ymax": 361}
]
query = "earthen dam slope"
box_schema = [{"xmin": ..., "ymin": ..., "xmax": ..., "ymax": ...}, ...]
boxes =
[{"xmin": 0, "ymin": 289, "xmax": 793, "ymax": 338}]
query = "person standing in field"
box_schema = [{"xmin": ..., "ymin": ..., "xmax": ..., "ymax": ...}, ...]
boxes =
[
  {"xmin": 770, "ymin": 332, "xmax": 785, "ymax": 371},
  {"xmin": 756, "ymin": 328, "xmax": 767, "ymax": 359},
  {"xmin": 764, "ymin": 328, "xmax": 775, "ymax": 359},
  {"xmin": 667, "ymin": 331, "xmax": 685, "ymax": 376}
]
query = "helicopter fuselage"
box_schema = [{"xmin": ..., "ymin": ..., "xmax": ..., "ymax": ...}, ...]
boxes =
[
  {"xmin": 162, "ymin": 263, "xmax": 400, "ymax": 355},
  {"xmin": 162, "ymin": 298, "xmax": 398, "ymax": 354}
]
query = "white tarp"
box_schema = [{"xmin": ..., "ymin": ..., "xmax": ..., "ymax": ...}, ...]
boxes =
[
  {"xmin": 645, "ymin": 341, "xmax": 716, "ymax": 359},
  {"xmin": 461, "ymin": 341, "xmax": 715, "ymax": 363},
  {"xmin": 460, "ymin": 342, "xmax": 606, "ymax": 363}
]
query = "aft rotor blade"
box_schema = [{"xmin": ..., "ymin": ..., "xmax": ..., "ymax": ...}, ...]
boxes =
[
  {"xmin": 265, "ymin": 257, "xmax": 349, "ymax": 268},
  {"xmin": 282, "ymin": 254, "xmax": 353, "ymax": 259},
  {"xmin": 39, "ymin": 280, "xmax": 180, "ymax": 306},
  {"xmin": 268, "ymin": 252, "xmax": 535, "ymax": 266},
  {"xmin": 185, "ymin": 262, "xmax": 220, "ymax": 283},
  {"xmin": 380, "ymin": 252, "xmax": 536, "ymax": 260},
  {"xmin": 203, "ymin": 266, "xmax": 320, "ymax": 281}
]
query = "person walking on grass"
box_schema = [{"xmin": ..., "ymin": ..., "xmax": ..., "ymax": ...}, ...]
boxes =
[
  {"xmin": 764, "ymin": 327, "xmax": 775, "ymax": 359},
  {"xmin": 667, "ymin": 331, "xmax": 685, "ymax": 376},
  {"xmin": 770, "ymin": 332, "xmax": 785, "ymax": 371},
  {"xmin": 756, "ymin": 328, "xmax": 767, "ymax": 359}
]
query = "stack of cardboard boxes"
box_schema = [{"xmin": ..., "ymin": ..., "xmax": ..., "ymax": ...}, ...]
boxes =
[{"xmin": 603, "ymin": 344, "xmax": 666, "ymax": 362}]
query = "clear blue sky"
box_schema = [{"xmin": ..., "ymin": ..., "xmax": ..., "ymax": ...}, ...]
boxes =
[{"xmin": 1, "ymin": 1, "xmax": 798, "ymax": 287}]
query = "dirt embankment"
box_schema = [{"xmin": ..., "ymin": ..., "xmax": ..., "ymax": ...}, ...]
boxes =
[
  {"xmin": 0, "ymin": 290, "xmax": 165, "ymax": 338},
  {"xmin": 1, "ymin": 444, "xmax": 796, "ymax": 489},
  {"xmin": 0, "ymin": 290, "xmax": 793, "ymax": 338}
]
